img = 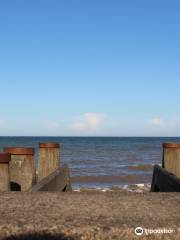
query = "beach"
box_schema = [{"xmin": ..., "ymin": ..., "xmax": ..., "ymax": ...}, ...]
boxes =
[
  {"xmin": 0, "ymin": 191, "xmax": 180, "ymax": 240},
  {"xmin": 0, "ymin": 137, "xmax": 180, "ymax": 239}
]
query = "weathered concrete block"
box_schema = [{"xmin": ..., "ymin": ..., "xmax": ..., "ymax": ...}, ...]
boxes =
[
  {"xmin": 29, "ymin": 165, "xmax": 72, "ymax": 192},
  {"xmin": 38, "ymin": 143, "xmax": 60, "ymax": 182},
  {"xmin": 4, "ymin": 147, "xmax": 36, "ymax": 191},
  {"xmin": 0, "ymin": 153, "xmax": 11, "ymax": 191}
]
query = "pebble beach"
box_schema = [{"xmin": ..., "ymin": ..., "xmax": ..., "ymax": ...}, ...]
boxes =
[{"xmin": 0, "ymin": 191, "xmax": 180, "ymax": 240}]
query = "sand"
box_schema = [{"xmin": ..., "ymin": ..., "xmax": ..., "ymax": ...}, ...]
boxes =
[{"xmin": 0, "ymin": 191, "xmax": 180, "ymax": 240}]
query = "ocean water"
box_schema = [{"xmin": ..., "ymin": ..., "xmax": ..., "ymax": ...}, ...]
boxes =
[{"xmin": 0, "ymin": 137, "xmax": 180, "ymax": 189}]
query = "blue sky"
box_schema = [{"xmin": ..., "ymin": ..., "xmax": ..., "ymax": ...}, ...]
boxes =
[{"xmin": 0, "ymin": 0, "xmax": 180, "ymax": 136}]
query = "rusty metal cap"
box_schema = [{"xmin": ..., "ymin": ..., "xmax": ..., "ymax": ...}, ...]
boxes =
[
  {"xmin": 163, "ymin": 143, "xmax": 180, "ymax": 149},
  {"xmin": 0, "ymin": 153, "xmax": 11, "ymax": 163},
  {"xmin": 4, "ymin": 147, "xmax": 35, "ymax": 155},
  {"xmin": 39, "ymin": 143, "xmax": 60, "ymax": 148}
]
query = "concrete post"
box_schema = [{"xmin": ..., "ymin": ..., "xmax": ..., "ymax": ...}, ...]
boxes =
[
  {"xmin": 4, "ymin": 147, "xmax": 36, "ymax": 191},
  {"xmin": 163, "ymin": 143, "xmax": 180, "ymax": 178},
  {"xmin": 0, "ymin": 153, "xmax": 11, "ymax": 191},
  {"xmin": 38, "ymin": 143, "xmax": 60, "ymax": 181}
]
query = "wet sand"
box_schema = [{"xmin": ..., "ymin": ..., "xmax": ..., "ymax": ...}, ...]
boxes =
[{"xmin": 0, "ymin": 192, "xmax": 180, "ymax": 240}]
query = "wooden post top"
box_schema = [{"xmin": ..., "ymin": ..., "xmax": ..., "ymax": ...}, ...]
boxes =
[
  {"xmin": 163, "ymin": 143, "xmax": 180, "ymax": 149},
  {"xmin": 4, "ymin": 147, "xmax": 35, "ymax": 155},
  {"xmin": 0, "ymin": 153, "xmax": 11, "ymax": 163},
  {"xmin": 39, "ymin": 143, "xmax": 60, "ymax": 148}
]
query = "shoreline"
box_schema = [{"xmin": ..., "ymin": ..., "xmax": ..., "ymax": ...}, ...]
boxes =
[{"xmin": 72, "ymin": 183, "xmax": 151, "ymax": 193}]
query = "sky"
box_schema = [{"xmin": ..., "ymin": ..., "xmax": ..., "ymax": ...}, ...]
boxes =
[{"xmin": 0, "ymin": 0, "xmax": 180, "ymax": 136}]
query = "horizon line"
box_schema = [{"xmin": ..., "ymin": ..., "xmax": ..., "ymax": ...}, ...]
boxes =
[{"xmin": 0, "ymin": 136, "xmax": 180, "ymax": 138}]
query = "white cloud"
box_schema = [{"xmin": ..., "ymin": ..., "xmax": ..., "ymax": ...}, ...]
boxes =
[
  {"xmin": 148, "ymin": 118, "xmax": 165, "ymax": 127},
  {"xmin": 148, "ymin": 117, "xmax": 180, "ymax": 129},
  {"xmin": 146, "ymin": 117, "xmax": 180, "ymax": 136},
  {"xmin": 72, "ymin": 113, "xmax": 106, "ymax": 132}
]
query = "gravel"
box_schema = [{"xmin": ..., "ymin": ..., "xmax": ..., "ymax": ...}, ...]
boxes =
[{"xmin": 0, "ymin": 191, "xmax": 180, "ymax": 239}]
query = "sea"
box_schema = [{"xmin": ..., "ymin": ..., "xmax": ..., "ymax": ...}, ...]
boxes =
[{"xmin": 0, "ymin": 137, "xmax": 180, "ymax": 190}]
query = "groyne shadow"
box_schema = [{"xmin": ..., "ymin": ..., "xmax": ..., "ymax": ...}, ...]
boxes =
[{"xmin": 2, "ymin": 233, "xmax": 76, "ymax": 240}]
